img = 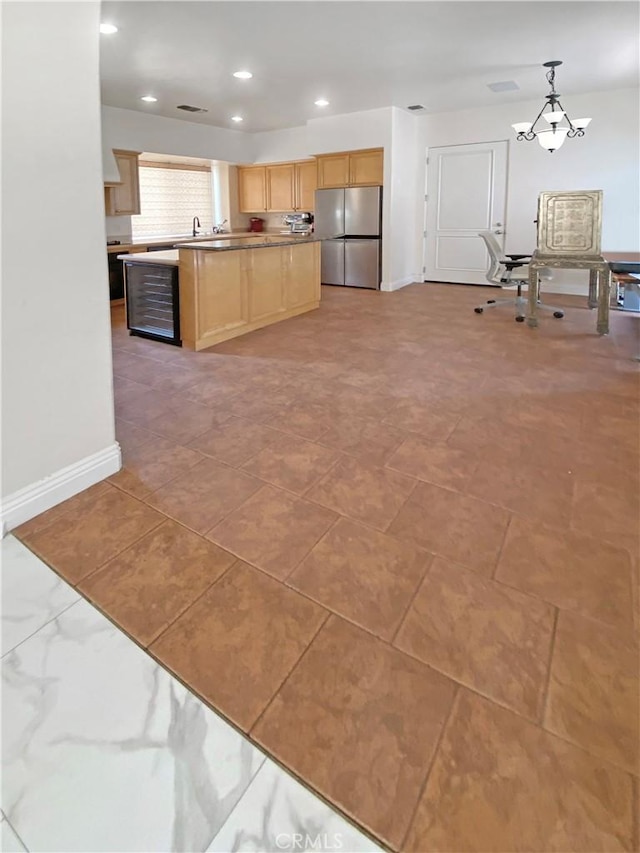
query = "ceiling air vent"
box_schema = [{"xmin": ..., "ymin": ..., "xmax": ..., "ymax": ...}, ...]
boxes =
[
  {"xmin": 407, "ymin": 104, "xmax": 425, "ymax": 111},
  {"xmin": 487, "ymin": 81, "xmax": 520, "ymax": 93},
  {"xmin": 176, "ymin": 104, "xmax": 209, "ymax": 113}
]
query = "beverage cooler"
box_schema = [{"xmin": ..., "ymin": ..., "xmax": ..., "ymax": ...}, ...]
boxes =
[{"xmin": 125, "ymin": 261, "xmax": 181, "ymax": 346}]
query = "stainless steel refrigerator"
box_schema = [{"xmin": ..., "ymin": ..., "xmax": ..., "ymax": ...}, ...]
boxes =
[{"xmin": 315, "ymin": 186, "xmax": 382, "ymax": 289}]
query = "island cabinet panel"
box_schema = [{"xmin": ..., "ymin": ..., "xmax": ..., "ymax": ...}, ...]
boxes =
[
  {"xmin": 284, "ymin": 243, "xmax": 320, "ymax": 308},
  {"xmin": 179, "ymin": 241, "xmax": 321, "ymax": 351},
  {"xmin": 266, "ymin": 164, "xmax": 296, "ymax": 212},
  {"xmin": 238, "ymin": 166, "xmax": 267, "ymax": 212},
  {"xmin": 197, "ymin": 252, "xmax": 247, "ymax": 338},
  {"xmin": 247, "ymin": 248, "xmax": 287, "ymax": 321}
]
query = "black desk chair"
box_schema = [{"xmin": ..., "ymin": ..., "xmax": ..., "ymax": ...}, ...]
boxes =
[{"xmin": 474, "ymin": 230, "xmax": 564, "ymax": 322}]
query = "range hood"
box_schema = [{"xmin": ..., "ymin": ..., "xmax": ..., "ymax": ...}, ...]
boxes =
[{"xmin": 102, "ymin": 141, "xmax": 122, "ymax": 185}]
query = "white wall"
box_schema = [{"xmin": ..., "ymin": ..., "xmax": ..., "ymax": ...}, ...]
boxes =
[
  {"xmin": 1, "ymin": 2, "xmax": 119, "ymax": 531},
  {"xmin": 418, "ymin": 88, "xmax": 640, "ymax": 291},
  {"xmin": 102, "ymin": 105, "xmax": 255, "ymax": 165},
  {"xmin": 385, "ymin": 108, "xmax": 423, "ymax": 289},
  {"xmin": 252, "ymin": 108, "xmax": 401, "ymax": 286}
]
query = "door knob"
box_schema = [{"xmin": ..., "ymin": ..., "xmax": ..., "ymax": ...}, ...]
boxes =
[{"xmin": 494, "ymin": 230, "xmax": 504, "ymax": 235}]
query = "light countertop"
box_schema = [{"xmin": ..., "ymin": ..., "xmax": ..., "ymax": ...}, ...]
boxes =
[
  {"xmin": 178, "ymin": 234, "xmax": 323, "ymax": 252},
  {"xmin": 117, "ymin": 250, "xmax": 179, "ymax": 266},
  {"xmin": 107, "ymin": 230, "xmax": 282, "ymax": 254}
]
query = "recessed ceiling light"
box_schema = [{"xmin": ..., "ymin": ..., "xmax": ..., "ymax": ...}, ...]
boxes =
[
  {"xmin": 100, "ymin": 23, "xmax": 118, "ymax": 34},
  {"xmin": 314, "ymin": 98, "xmax": 329, "ymax": 107},
  {"xmin": 141, "ymin": 95, "xmax": 158, "ymax": 103},
  {"xmin": 231, "ymin": 115, "xmax": 243, "ymax": 122},
  {"xmin": 233, "ymin": 71, "xmax": 253, "ymax": 80}
]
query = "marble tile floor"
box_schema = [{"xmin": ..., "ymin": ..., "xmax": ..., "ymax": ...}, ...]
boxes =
[
  {"xmin": 1, "ymin": 536, "xmax": 382, "ymax": 853},
  {"xmin": 9, "ymin": 283, "xmax": 640, "ymax": 851}
]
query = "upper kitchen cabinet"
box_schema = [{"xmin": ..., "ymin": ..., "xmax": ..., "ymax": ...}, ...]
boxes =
[
  {"xmin": 104, "ymin": 150, "xmax": 141, "ymax": 216},
  {"xmin": 266, "ymin": 163, "xmax": 295, "ymax": 211},
  {"xmin": 238, "ymin": 165, "xmax": 267, "ymax": 212},
  {"xmin": 349, "ymin": 149, "xmax": 384, "ymax": 186},
  {"xmin": 316, "ymin": 153, "xmax": 350, "ymax": 189},
  {"xmin": 316, "ymin": 148, "xmax": 384, "ymax": 188},
  {"xmin": 295, "ymin": 160, "xmax": 317, "ymax": 210},
  {"xmin": 238, "ymin": 160, "xmax": 317, "ymax": 212}
]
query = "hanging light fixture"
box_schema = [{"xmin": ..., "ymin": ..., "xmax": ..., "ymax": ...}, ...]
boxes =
[{"xmin": 512, "ymin": 61, "xmax": 592, "ymax": 153}]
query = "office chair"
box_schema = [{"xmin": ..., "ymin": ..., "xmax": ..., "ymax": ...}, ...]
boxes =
[{"xmin": 474, "ymin": 230, "xmax": 564, "ymax": 322}]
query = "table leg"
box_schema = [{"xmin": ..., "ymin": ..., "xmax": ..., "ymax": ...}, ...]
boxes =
[
  {"xmin": 596, "ymin": 268, "xmax": 611, "ymax": 335},
  {"xmin": 526, "ymin": 265, "xmax": 539, "ymax": 328},
  {"xmin": 588, "ymin": 269, "xmax": 598, "ymax": 309}
]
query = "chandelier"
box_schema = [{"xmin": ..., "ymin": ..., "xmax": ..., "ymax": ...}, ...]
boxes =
[{"xmin": 512, "ymin": 61, "xmax": 592, "ymax": 153}]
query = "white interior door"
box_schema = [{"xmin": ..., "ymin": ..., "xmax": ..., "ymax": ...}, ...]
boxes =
[{"xmin": 423, "ymin": 141, "xmax": 508, "ymax": 285}]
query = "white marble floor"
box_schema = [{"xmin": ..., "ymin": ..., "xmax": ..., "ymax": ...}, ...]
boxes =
[{"xmin": 1, "ymin": 535, "xmax": 381, "ymax": 853}]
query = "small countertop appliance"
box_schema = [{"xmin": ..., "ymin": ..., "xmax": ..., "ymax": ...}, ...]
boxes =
[
  {"xmin": 283, "ymin": 212, "xmax": 313, "ymax": 233},
  {"xmin": 249, "ymin": 217, "xmax": 264, "ymax": 232}
]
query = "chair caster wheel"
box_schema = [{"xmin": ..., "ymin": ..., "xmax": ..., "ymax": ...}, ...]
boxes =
[
  {"xmin": 515, "ymin": 316, "xmax": 525, "ymax": 323},
  {"xmin": 474, "ymin": 307, "xmax": 483, "ymax": 314},
  {"xmin": 553, "ymin": 311, "xmax": 564, "ymax": 319},
  {"xmin": 487, "ymin": 299, "xmax": 496, "ymax": 304}
]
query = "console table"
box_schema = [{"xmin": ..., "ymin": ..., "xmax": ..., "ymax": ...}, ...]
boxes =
[{"xmin": 527, "ymin": 253, "xmax": 612, "ymax": 335}]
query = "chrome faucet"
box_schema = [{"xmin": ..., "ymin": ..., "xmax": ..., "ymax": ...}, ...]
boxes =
[
  {"xmin": 192, "ymin": 216, "xmax": 201, "ymax": 237},
  {"xmin": 212, "ymin": 219, "xmax": 228, "ymax": 234}
]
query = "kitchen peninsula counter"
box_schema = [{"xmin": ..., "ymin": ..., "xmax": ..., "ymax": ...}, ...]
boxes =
[{"xmin": 178, "ymin": 234, "xmax": 322, "ymax": 350}]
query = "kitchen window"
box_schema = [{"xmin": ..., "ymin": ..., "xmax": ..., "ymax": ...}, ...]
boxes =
[{"xmin": 131, "ymin": 161, "xmax": 214, "ymax": 238}]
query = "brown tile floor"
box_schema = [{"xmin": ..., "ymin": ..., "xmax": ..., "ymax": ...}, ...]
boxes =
[{"xmin": 15, "ymin": 283, "xmax": 639, "ymax": 851}]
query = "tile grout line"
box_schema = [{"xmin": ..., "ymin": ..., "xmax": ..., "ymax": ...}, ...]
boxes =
[
  {"xmin": 3, "ymin": 813, "xmax": 29, "ymax": 853},
  {"xmin": 249, "ymin": 609, "xmax": 332, "ymax": 737},
  {"xmin": 398, "ymin": 683, "xmax": 461, "ymax": 852},
  {"xmin": 200, "ymin": 752, "xmax": 269, "ymax": 853},
  {"xmin": 538, "ymin": 605, "xmax": 560, "ymax": 727},
  {"xmin": 0, "ymin": 596, "xmax": 82, "ymax": 661},
  {"xmin": 21, "ymin": 511, "xmax": 166, "ymax": 590},
  {"xmin": 490, "ymin": 511, "xmax": 514, "ymax": 580},
  {"xmin": 388, "ymin": 553, "xmax": 435, "ymax": 647},
  {"xmin": 145, "ymin": 557, "xmax": 242, "ymax": 649}
]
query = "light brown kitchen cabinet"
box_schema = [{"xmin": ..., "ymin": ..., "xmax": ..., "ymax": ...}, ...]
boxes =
[
  {"xmin": 238, "ymin": 166, "xmax": 267, "ymax": 212},
  {"xmin": 349, "ymin": 149, "xmax": 384, "ymax": 186},
  {"xmin": 238, "ymin": 160, "xmax": 317, "ymax": 212},
  {"xmin": 316, "ymin": 153, "xmax": 350, "ymax": 189},
  {"xmin": 104, "ymin": 150, "xmax": 141, "ymax": 216},
  {"xmin": 295, "ymin": 160, "xmax": 317, "ymax": 210},
  {"xmin": 266, "ymin": 163, "xmax": 295, "ymax": 211},
  {"xmin": 316, "ymin": 148, "xmax": 383, "ymax": 188}
]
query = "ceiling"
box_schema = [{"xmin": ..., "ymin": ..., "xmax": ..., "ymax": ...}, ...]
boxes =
[{"xmin": 100, "ymin": 1, "xmax": 640, "ymax": 133}]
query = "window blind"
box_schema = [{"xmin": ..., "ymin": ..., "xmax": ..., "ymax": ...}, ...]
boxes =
[{"xmin": 131, "ymin": 166, "xmax": 213, "ymax": 238}]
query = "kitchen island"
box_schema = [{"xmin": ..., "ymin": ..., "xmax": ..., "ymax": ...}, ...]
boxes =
[{"xmin": 178, "ymin": 234, "xmax": 322, "ymax": 350}]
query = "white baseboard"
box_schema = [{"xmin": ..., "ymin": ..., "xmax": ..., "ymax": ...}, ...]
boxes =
[
  {"xmin": 0, "ymin": 443, "xmax": 122, "ymax": 537},
  {"xmin": 381, "ymin": 276, "xmax": 419, "ymax": 292}
]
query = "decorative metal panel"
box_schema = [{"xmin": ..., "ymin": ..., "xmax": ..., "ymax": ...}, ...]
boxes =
[{"xmin": 536, "ymin": 190, "xmax": 603, "ymax": 258}]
